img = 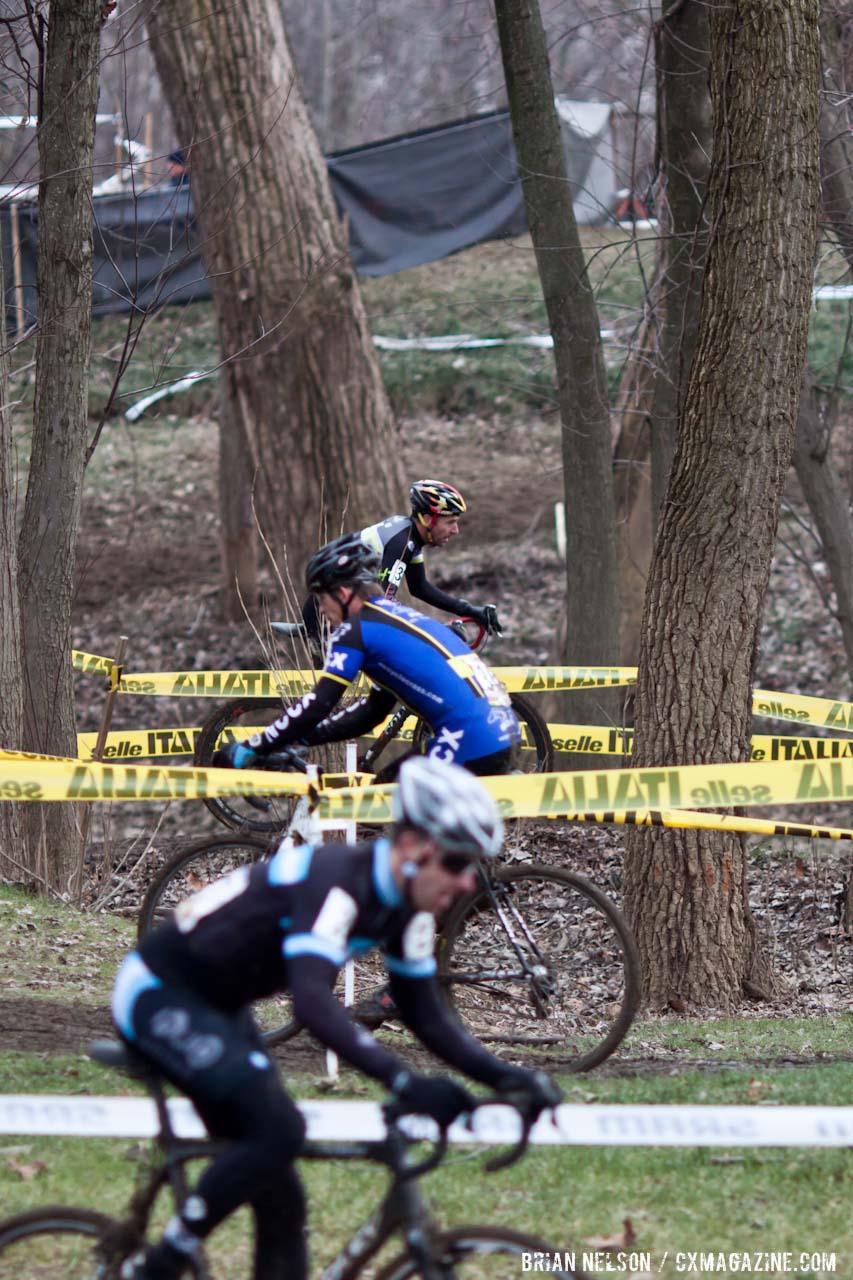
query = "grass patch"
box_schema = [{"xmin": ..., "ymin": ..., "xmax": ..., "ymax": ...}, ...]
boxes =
[
  {"xmin": 0, "ymin": 883, "xmax": 135, "ymax": 1005},
  {"xmin": 623, "ymin": 1013, "xmax": 853, "ymax": 1063}
]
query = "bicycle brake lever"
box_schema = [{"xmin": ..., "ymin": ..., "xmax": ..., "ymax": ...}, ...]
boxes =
[{"xmin": 483, "ymin": 1111, "xmax": 533, "ymax": 1172}]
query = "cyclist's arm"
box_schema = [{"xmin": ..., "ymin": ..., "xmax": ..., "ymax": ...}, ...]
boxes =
[
  {"xmin": 287, "ymin": 953, "xmax": 404, "ymax": 1086},
  {"xmin": 305, "ymin": 686, "xmax": 397, "ymax": 746},
  {"xmin": 405, "ymin": 557, "xmax": 482, "ymax": 618},
  {"xmin": 387, "ymin": 971, "xmax": 518, "ymax": 1087},
  {"xmin": 248, "ymin": 676, "xmax": 345, "ymax": 756}
]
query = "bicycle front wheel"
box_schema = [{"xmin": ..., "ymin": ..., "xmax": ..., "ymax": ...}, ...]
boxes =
[
  {"xmin": 377, "ymin": 1225, "xmax": 591, "ymax": 1280},
  {"xmin": 136, "ymin": 834, "xmax": 299, "ymax": 1047},
  {"xmin": 437, "ymin": 865, "xmax": 641, "ymax": 1071},
  {"xmin": 0, "ymin": 1206, "xmax": 120, "ymax": 1278},
  {"xmin": 194, "ymin": 697, "xmax": 300, "ymax": 833}
]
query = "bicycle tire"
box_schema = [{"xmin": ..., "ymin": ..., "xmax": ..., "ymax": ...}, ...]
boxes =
[
  {"xmin": 508, "ymin": 693, "xmax": 553, "ymax": 772},
  {"xmin": 194, "ymin": 697, "xmax": 300, "ymax": 833},
  {"xmin": 136, "ymin": 834, "xmax": 300, "ymax": 1047},
  {"xmin": 437, "ymin": 865, "xmax": 641, "ymax": 1072},
  {"xmin": 0, "ymin": 1206, "xmax": 124, "ymax": 1278},
  {"xmin": 376, "ymin": 1225, "xmax": 591, "ymax": 1280}
]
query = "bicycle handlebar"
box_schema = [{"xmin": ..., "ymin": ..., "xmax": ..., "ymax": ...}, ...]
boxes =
[
  {"xmin": 449, "ymin": 616, "xmax": 488, "ymax": 653},
  {"xmin": 260, "ymin": 747, "xmax": 311, "ymax": 774},
  {"xmin": 381, "ymin": 1090, "xmax": 551, "ymax": 1179}
]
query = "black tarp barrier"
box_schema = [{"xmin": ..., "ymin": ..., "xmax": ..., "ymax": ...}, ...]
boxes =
[{"xmin": 2, "ymin": 105, "xmax": 611, "ymax": 324}]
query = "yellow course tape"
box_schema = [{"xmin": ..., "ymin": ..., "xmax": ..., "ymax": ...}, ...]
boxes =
[
  {"xmin": 547, "ymin": 725, "xmax": 853, "ymax": 761},
  {"xmin": 3, "ymin": 753, "xmax": 852, "ymax": 815},
  {"xmin": 555, "ymin": 808, "xmax": 853, "ymax": 841},
  {"xmin": 315, "ymin": 757, "xmax": 853, "ymax": 824},
  {"xmin": 66, "ymin": 724, "xmax": 853, "ymax": 764},
  {"xmin": 70, "ymin": 651, "xmax": 853, "ymax": 734}
]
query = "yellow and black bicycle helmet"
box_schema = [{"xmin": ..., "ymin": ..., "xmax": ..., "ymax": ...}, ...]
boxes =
[{"xmin": 409, "ymin": 480, "xmax": 467, "ymax": 518}]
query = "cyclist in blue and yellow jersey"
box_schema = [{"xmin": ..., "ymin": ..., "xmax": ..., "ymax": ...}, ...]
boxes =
[
  {"xmin": 219, "ymin": 532, "xmax": 519, "ymax": 778},
  {"xmin": 301, "ymin": 480, "xmax": 502, "ymax": 643}
]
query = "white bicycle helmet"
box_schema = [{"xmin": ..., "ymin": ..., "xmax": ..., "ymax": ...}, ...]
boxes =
[{"xmin": 394, "ymin": 756, "xmax": 503, "ymax": 858}]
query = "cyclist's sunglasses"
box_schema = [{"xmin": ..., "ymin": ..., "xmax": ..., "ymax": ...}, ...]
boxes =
[{"xmin": 438, "ymin": 852, "xmax": 479, "ymax": 876}]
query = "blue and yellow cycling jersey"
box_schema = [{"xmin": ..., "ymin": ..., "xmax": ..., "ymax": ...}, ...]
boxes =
[{"xmin": 250, "ymin": 597, "xmax": 519, "ymax": 764}]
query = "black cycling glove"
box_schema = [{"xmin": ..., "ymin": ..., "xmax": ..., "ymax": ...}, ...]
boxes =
[
  {"xmin": 213, "ymin": 742, "xmax": 260, "ymax": 769},
  {"xmin": 496, "ymin": 1068, "xmax": 563, "ymax": 1119},
  {"xmin": 392, "ymin": 1070, "xmax": 474, "ymax": 1127},
  {"xmin": 470, "ymin": 604, "xmax": 502, "ymax": 636}
]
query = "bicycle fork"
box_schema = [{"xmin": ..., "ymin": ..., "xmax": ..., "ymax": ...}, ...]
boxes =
[{"xmin": 477, "ymin": 871, "xmax": 555, "ymax": 1017}]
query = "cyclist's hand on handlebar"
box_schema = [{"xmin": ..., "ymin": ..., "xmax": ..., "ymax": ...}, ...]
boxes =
[
  {"xmin": 468, "ymin": 604, "xmax": 502, "ymax": 636},
  {"xmin": 213, "ymin": 742, "xmax": 260, "ymax": 770},
  {"xmin": 495, "ymin": 1068, "xmax": 563, "ymax": 1120},
  {"xmin": 392, "ymin": 1070, "xmax": 474, "ymax": 1127}
]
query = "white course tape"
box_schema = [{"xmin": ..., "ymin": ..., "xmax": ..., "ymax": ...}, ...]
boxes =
[{"xmin": 1, "ymin": 1096, "xmax": 851, "ymax": 1147}]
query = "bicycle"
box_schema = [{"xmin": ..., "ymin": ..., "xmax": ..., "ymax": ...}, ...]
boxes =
[
  {"xmin": 137, "ymin": 814, "xmax": 641, "ymax": 1071},
  {"xmin": 192, "ymin": 618, "xmax": 554, "ymax": 834},
  {"xmin": 0, "ymin": 1038, "xmax": 590, "ymax": 1279}
]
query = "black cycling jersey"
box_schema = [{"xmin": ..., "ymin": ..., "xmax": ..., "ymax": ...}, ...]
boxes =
[
  {"xmin": 301, "ymin": 515, "xmax": 478, "ymax": 643},
  {"xmin": 361, "ymin": 513, "xmax": 474, "ymax": 614},
  {"xmin": 115, "ymin": 837, "xmax": 512, "ymax": 1091}
]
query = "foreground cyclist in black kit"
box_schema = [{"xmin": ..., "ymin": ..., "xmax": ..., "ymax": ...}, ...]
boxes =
[
  {"xmin": 112, "ymin": 758, "xmax": 561, "ymax": 1280},
  {"xmin": 302, "ymin": 479, "xmax": 502, "ymax": 642}
]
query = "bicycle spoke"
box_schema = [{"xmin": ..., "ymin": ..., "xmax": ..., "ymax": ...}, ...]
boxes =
[{"xmin": 439, "ymin": 867, "xmax": 640, "ymax": 1069}]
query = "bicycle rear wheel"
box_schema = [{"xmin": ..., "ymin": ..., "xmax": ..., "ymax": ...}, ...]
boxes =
[
  {"xmin": 411, "ymin": 694, "xmax": 553, "ymax": 774},
  {"xmin": 376, "ymin": 1225, "xmax": 590, "ymax": 1279},
  {"xmin": 136, "ymin": 834, "xmax": 299, "ymax": 1046},
  {"xmin": 508, "ymin": 694, "xmax": 553, "ymax": 772},
  {"xmin": 437, "ymin": 865, "xmax": 640, "ymax": 1071},
  {"xmin": 0, "ymin": 1207, "xmax": 122, "ymax": 1278}
]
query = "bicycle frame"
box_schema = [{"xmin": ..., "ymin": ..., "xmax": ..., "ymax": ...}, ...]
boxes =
[
  {"xmin": 111, "ymin": 1115, "xmax": 449, "ymax": 1280},
  {"xmin": 436, "ymin": 869, "xmax": 559, "ymax": 1040}
]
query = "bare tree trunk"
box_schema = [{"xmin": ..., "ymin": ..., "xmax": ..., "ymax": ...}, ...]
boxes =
[
  {"xmin": 623, "ymin": 0, "xmax": 821, "ymax": 1011},
  {"xmin": 613, "ymin": 313, "xmax": 657, "ymax": 665},
  {"xmin": 649, "ymin": 0, "xmax": 712, "ymax": 524},
  {"xmin": 787, "ymin": 5, "xmax": 853, "ymax": 685},
  {"xmin": 493, "ymin": 0, "xmax": 620, "ymax": 725},
  {"xmin": 17, "ymin": 0, "xmax": 102, "ymax": 891},
  {"xmin": 795, "ymin": 378, "xmax": 853, "ymax": 678},
  {"xmin": 0, "ymin": 247, "xmax": 24, "ymax": 881},
  {"xmin": 145, "ymin": 0, "xmax": 404, "ymax": 617}
]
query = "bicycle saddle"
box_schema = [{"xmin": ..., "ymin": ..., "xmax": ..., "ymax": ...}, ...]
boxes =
[
  {"xmin": 271, "ymin": 621, "xmax": 307, "ymax": 637},
  {"xmin": 88, "ymin": 1038, "xmax": 155, "ymax": 1080}
]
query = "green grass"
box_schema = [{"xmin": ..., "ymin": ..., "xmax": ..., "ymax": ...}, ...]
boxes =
[
  {"xmin": 0, "ymin": 883, "xmax": 136, "ymax": 1005},
  {"xmin": 0, "ymin": 1051, "xmax": 850, "ymax": 1273}
]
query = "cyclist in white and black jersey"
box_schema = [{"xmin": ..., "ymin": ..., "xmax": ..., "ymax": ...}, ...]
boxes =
[
  {"xmin": 301, "ymin": 480, "xmax": 502, "ymax": 643},
  {"xmin": 112, "ymin": 758, "xmax": 561, "ymax": 1280}
]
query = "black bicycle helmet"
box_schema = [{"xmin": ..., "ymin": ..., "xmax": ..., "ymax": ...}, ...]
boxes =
[
  {"xmin": 410, "ymin": 479, "xmax": 467, "ymax": 518},
  {"xmin": 394, "ymin": 757, "xmax": 503, "ymax": 857},
  {"xmin": 305, "ymin": 533, "xmax": 381, "ymax": 594}
]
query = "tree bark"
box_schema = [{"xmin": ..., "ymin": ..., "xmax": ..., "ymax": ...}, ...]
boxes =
[
  {"xmin": 0, "ymin": 242, "xmax": 24, "ymax": 881},
  {"xmin": 794, "ymin": 378, "xmax": 853, "ymax": 681},
  {"xmin": 649, "ymin": 0, "xmax": 712, "ymax": 525},
  {"xmin": 145, "ymin": 0, "xmax": 404, "ymax": 617},
  {"xmin": 493, "ymin": 0, "xmax": 620, "ymax": 725},
  {"xmin": 17, "ymin": 0, "xmax": 102, "ymax": 890},
  {"xmin": 623, "ymin": 0, "xmax": 821, "ymax": 1010}
]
